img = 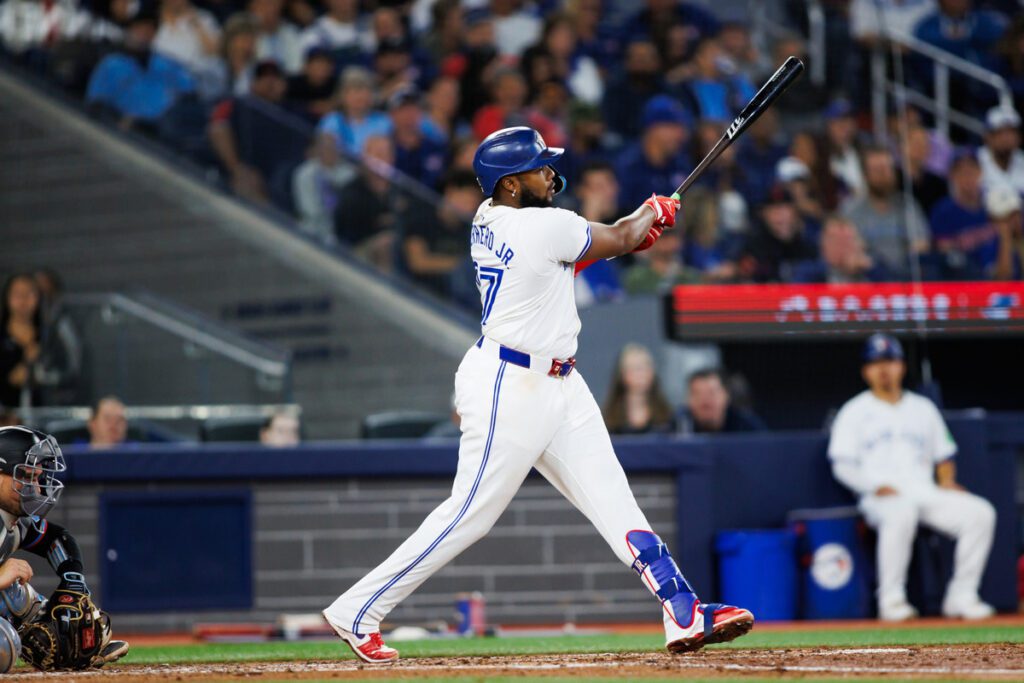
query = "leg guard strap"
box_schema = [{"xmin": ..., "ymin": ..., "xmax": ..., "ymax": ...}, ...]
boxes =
[{"xmin": 626, "ymin": 530, "xmax": 698, "ymax": 620}]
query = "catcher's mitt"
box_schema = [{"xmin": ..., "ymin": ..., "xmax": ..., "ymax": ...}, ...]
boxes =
[{"xmin": 20, "ymin": 589, "xmax": 111, "ymax": 671}]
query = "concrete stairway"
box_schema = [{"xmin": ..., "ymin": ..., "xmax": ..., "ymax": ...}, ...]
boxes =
[{"xmin": 0, "ymin": 71, "xmax": 475, "ymax": 439}]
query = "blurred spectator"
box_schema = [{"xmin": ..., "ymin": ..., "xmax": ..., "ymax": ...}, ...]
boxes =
[
  {"xmin": 286, "ymin": 47, "xmax": 337, "ymax": 121},
  {"xmin": 372, "ymin": 38, "xmax": 422, "ymax": 103},
  {"xmin": 0, "ymin": 411, "xmax": 18, "ymax": 428},
  {"xmin": 572, "ymin": 163, "xmax": 624, "ymax": 305},
  {"xmin": 208, "ymin": 60, "xmax": 289, "ymax": 204},
  {"xmin": 602, "ymin": 343, "xmax": 675, "ymax": 435},
  {"xmin": 520, "ymin": 12, "xmax": 602, "ymax": 105},
  {"xmin": 85, "ymin": 14, "xmax": 193, "ymax": 125},
  {"xmin": 681, "ymin": 186, "xmax": 738, "ymax": 281},
  {"xmin": 450, "ymin": 8, "xmax": 500, "ymax": 123},
  {"xmin": 602, "ymin": 38, "xmax": 663, "ymax": 141},
  {"xmin": 769, "ymin": 33, "xmax": 828, "ymax": 133},
  {"xmin": 334, "ymin": 135, "xmax": 405, "ymax": 271},
  {"xmin": 317, "ymin": 66, "xmax": 392, "ymax": 157},
  {"xmin": 717, "ymin": 21, "xmax": 767, "ymax": 83},
  {"xmin": 389, "ymin": 87, "xmax": 447, "ymax": 190},
  {"xmin": 421, "ymin": 0, "xmax": 463, "ymax": 64},
  {"xmin": 693, "ymin": 121, "xmax": 751, "ymax": 228},
  {"xmin": 32, "ymin": 269, "xmax": 83, "ymax": 406},
  {"xmin": 978, "ymin": 106, "xmax": 1024, "ymax": 194},
  {"xmin": 914, "ymin": 0, "xmax": 1005, "ymax": 72},
  {"xmin": 735, "ymin": 185, "xmax": 817, "ymax": 283},
  {"xmin": 678, "ymin": 368, "xmax": 766, "ymax": 435},
  {"xmin": 824, "ymin": 99, "xmax": 865, "ymax": 201},
  {"xmin": 615, "ymin": 95, "xmax": 692, "ymax": 209},
  {"xmin": 365, "ymin": 6, "xmax": 408, "ymax": 56},
  {"xmin": 931, "ymin": 152, "xmax": 995, "ymax": 277},
  {"xmin": 620, "ymin": 0, "xmax": 720, "ymax": 58},
  {"xmin": 828, "ymin": 333, "xmax": 996, "ymax": 621},
  {"xmin": 0, "ymin": 275, "xmax": 42, "ymax": 409},
  {"xmin": 153, "ymin": 0, "xmax": 223, "ymax": 98},
  {"xmin": 780, "ymin": 133, "xmax": 827, "ymax": 227},
  {"xmin": 259, "ymin": 410, "xmax": 301, "ymax": 446},
  {"xmin": 565, "ymin": 0, "xmax": 615, "ymax": 71},
  {"xmin": 904, "ymin": 126, "xmax": 949, "ymax": 215},
  {"xmin": 424, "ymin": 76, "xmax": 462, "ymax": 143},
  {"xmin": 840, "ymin": 145, "xmax": 930, "ymax": 278},
  {"xmin": 623, "ymin": 224, "xmax": 700, "ymax": 294},
  {"xmin": 250, "ymin": 0, "xmax": 303, "ymax": 74},
  {"xmin": 291, "ymin": 140, "xmax": 357, "ymax": 244},
  {"xmin": 792, "ymin": 215, "xmax": 889, "ymax": 284},
  {"xmin": 400, "ymin": 170, "xmax": 478, "ymax": 297},
  {"xmin": 735, "ymin": 108, "xmax": 787, "ymax": 207},
  {"xmin": 850, "ymin": 0, "xmax": 936, "ymax": 47},
  {"xmin": 490, "ymin": 0, "xmax": 542, "ymax": 58},
  {"xmin": 220, "ymin": 13, "xmax": 260, "ymax": 96},
  {"xmin": 88, "ymin": 396, "xmax": 128, "ymax": 449},
  {"xmin": 558, "ymin": 101, "xmax": 613, "ymax": 186},
  {"xmin": 0, "ymin": 0, "xmax": 123, "ymax": 55},
  {"xmin": 675, "ymin": 36, "xmax": 756, "ymax": 122},
  {"xmin": 298, "ymin": 0, "xmax": 362, "ymax": 59},
  {"xmin": 472, "ymin": 68, "xmax": 561, "ymax": 145},
  {"xmin": 987, "ymin": 184, "xmax": 1024, "ymax": 280}
]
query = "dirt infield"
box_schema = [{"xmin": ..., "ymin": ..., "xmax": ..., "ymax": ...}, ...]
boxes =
[{"xmin": 5, "ymin": 644, "xmax": 1023, "ymax": 681}]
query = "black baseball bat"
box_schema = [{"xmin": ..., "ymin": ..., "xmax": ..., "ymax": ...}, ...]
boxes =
[{"xmin": 671, "ymin": 56, "xmax": 805, "ymax": 201}]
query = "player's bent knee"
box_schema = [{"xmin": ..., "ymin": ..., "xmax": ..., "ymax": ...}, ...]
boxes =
[{"xmin": 0, "ymin": 618, "xmax": 21, "ymax": 674}]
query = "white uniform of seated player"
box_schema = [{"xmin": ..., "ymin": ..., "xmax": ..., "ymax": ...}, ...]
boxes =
[
  {"xmin": 322, "ymin": 127, "xmax": 754, "ymax": 663},
  {"xmin": 828, "ymin": 334, "xmax": 997, "ymax": 622}
]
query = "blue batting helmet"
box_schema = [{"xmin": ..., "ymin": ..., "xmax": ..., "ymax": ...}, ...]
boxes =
[
  {"xmin": 472, "ymin": 127, "xmax": 566, "ymax": 197},
  {"xmin": 862, "ymin": 333, "xmax": 904, "ymax": 364}
]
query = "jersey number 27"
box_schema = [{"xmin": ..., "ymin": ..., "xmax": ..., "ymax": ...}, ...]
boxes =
[{"xmin": 474, "ymin": 261, "xmax": 503, "ymax": 326}]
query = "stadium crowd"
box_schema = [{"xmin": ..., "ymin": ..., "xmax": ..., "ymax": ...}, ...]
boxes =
[{"xmin": 2, "ymin": 0, "xmax": 1024, "ymax": 308}]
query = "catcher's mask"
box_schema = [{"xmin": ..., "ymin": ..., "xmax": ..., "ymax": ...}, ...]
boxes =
[{"xmin": 0, "ymin": 427, "xmax": 65, "ymax": 518}]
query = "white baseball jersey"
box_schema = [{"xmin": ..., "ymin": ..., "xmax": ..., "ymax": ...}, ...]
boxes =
[
  {"xmin": 828, "ymin": 390, "xmax": 956, "ymax": 498},
  {"xmin": 469, "ymin": 199, "xmax": 592, "ymax": 359}
]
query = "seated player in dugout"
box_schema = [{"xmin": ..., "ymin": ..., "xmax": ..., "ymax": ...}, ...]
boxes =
[
  {"xmin": 322, "ymin": 126, "xmax": 753, "ymax": 663},
  {"xmin": 0, "ymin": 426, "xmax": 128, "ymax": 671},
  {"xmin": 828, "ymin": 334, "xmax": 997, "ymax": 621}
]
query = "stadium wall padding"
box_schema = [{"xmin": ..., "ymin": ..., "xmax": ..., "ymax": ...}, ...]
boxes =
[{"xmin": 29, "ymin": 414, "xmax": 1019, "ymax": 630}]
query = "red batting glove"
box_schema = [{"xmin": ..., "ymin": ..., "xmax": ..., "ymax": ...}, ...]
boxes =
[
  {"xmin": 632, "ymin": 224, "xmax": 664, "ymax": 253},
  {"xmin": 642, "ymin": 193, "xmax": 680, "ymax": 228}
]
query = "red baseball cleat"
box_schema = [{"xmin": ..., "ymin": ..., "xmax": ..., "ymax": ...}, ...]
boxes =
[
  {"xmin": 323, "ymin": 613, "xmax": 399, "ymax": 664},
  {"xmin": 665, "ymin": 602, "xmax": 754, "ymax": 654}
]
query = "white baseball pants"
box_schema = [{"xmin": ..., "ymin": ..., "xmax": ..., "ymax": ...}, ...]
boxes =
[
  {"xmin": 325, "ymin": 344, "xmax": 657, "ymax": 634},
  {"xmin": 859, "ymin": 488, "xmax": 996, "ymax": 607}
]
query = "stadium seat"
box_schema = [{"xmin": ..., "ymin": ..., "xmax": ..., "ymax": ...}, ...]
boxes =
[
  {"xmin": 361, "ymin": 411, "xmax": 449, "ymax": 439},
  {"xmin": 200, "ymin": 416, "xmax": 268, "ymax": 443}
]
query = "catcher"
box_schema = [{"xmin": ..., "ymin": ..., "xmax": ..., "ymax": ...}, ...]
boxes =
[{"xmin": 0, "ymin": 426, "xmax": 128, "ymax": 672}]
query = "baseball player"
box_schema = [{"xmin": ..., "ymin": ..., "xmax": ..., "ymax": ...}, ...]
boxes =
[
  {"xmin": 828, "ymin": 334, "xmax": 997, "ymax": 621},
  {"xmin": 0, "ymin": 426, "xmax": 129, "ymax": 672},
  {"xmin": 323, "ymin": 127, "xmax": 753, "ymax": 663}
]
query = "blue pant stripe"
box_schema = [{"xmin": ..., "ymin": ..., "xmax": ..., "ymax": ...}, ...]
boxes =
[{"xmin": 352, "ymin": 360, "xmax": 508, "ymax": 633}]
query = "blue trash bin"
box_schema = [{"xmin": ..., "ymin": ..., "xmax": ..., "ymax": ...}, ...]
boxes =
[
  {"xmin": 788, "ymin": 507, "xmax": 871, "ymax": 619},
  {"xmin": 714, "ymin": 529, "xmax": 798, "ymax": 621}
]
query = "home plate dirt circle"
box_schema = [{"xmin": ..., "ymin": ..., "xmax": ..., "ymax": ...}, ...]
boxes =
[{"xmin": 4, "ymin": 645, "xmax": 1022, "ymax": 680}]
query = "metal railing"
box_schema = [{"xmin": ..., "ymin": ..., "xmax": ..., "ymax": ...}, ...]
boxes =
[
  {"xmin": 57, "ymin": 290, "xmax": 293, "ymax": 409},
  {"xmin": 871, "ymin": 30, "xmax": 1014, "ymax": 139}
]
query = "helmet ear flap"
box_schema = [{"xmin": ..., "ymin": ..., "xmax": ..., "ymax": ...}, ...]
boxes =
[{"xmin": 550, "ymin": 167, "xmax": 566, "ymax": 195}]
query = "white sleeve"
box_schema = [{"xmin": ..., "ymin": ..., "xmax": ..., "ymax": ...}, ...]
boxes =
[
  {"xmin": 539, "ymin": 209, "xmax": 592, "ymax": 263},
  {"xmin": 927, "ymin": 401, "xmax": 957, "ymax": 462},
  {"xmin": 828, "ymin": 403, "xmax": 873, "ymax": 496}
]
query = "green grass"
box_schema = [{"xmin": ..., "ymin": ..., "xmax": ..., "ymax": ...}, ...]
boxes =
[{"xmin": 121, "ymin": 624, "xmax": 1024, "ymax": 666}]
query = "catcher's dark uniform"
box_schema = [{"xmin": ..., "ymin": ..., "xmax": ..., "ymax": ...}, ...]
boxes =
[{"xmin": 0, "ymin": 427, "xmax": 128, "ymax": 672}]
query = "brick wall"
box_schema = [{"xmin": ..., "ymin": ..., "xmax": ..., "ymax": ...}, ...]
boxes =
[{"xmin": 26, "ymin": 475, "xmax": 676, "ymax": 632}]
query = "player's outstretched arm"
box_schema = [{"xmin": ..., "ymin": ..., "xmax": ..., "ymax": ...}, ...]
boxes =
[{"xmin": 581, "ymin": 195, "xmax": 679, "ymax": 261}]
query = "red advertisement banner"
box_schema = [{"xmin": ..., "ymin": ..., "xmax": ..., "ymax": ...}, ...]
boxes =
[{"xmin": 668, "ymin": 282, "xmax": 1024, "ymax": 339}]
